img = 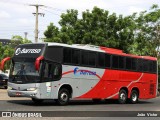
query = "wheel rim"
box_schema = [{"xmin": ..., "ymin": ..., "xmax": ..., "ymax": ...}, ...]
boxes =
[
  {"xmin": 120, "ymin": 93, "xmax": 126, "ymax": 101},
  {"xmin": 60, "ymin": 92, "xmax": 68, "ymax": 102},
  {"xmin": 132, "ymin": 93, "xmax": 137, "ymax": 102}
]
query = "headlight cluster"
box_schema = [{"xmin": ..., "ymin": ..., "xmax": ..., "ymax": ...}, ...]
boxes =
[
  {"xmin": 26, "ymin": 87, "xmax": 37, "ymax": 91},
  {"xmin": 7, "ymin": 86, "xmax": 12, "ymax": 90}
]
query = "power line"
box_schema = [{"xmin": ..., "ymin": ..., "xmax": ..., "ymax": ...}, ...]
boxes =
[
  {"xmin": 39, "ymin": 8, "xmax": 61, "ymax": 16},
  {"xmin": 43, "ymin": 5, "xmax": 66, "ymax": 12}
]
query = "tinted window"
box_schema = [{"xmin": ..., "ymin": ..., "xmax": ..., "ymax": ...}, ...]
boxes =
[
  {"xmin": 137, "ymin": 59, "xmax": 143, "ymax": 71},
  {"xmin": 112, "ymin": 55, "xmax": 119, "ymax": 69},
  {"xmin": 45, "ymin": 46, "xmax": 63, "ymax": 63},
  {"xmin": 81, "ymin": 50, "xmax": 88, "ymax": 65},
  {"xmin": 152, "ymin": 61, "xmax": 157, "ymax": 73},
  {"xmin": 0, "ymin": 76, "xmax": 3, "ymax": 80},
  {"xmin": 89, "ymin": 52, "xmax": 96, "ymax": 66},
  {"xmin": 143, "ymin": 60, "xmax": 149, "ymax": 72},
  {"xmin": 63, "ymin": 48, "xmax": 72, "ymax": 63},
  {"xmin": 149, "ymin": 61, "xmax": 153, "ymax": 72},
  {"xmin": 119, "ymin": 56, "xmax": 125, "ymax": 69},
  {"xmin": 126, "ymin": 57, "xmax": 132, "ymax": 70},
  {"xmin": 105, "ymin": 54, "xmax": 111, "ymax": 67},
  {"xmin": 72, "ymin": 49, "xmax": 80, "ymax": 64},
  {"xmin": 43, "ymin": 62, "xmax": 62, "ymax": 80},
  {"xmin": 98, "ymin": 53, "xmax": 105, "ymax": 67},
  {"xmin": 132, "ymin": 58, "xmax": 137, "ymax": 71}
]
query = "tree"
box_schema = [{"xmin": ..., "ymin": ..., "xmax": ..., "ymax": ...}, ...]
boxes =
[
  {"xmin": 44, "ymin": 23, "xmax": 61, "ymax": 43},
  {"xmin": 44, "ymin": 7, "xmax": 137, "ymax": 52},
  {"xmin": 0, "ymin": 35, "xmax": 32, "ymax": 70},
  {"xmin": 44, "ymin": 5, "xmax": 160, "ymax": 57},
  {"xmin": 11, "ymin": 35, "xmax": 32, "ymax": 48},
  {"xmin": 128, "ymin": 4, "xmax": 160, "ymax": 57},
  {"xmin": 0, "ymin": 43, "xmax": 14, "ymax": 70}
]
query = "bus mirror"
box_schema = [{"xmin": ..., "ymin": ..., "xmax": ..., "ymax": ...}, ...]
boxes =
[
  {"xmin": 35, "ymin": 56, "xmax": 44, "ymax": 71},
  {"xmin": 0, "ymin": 57, "xmax": 11, "ymax": 70}
]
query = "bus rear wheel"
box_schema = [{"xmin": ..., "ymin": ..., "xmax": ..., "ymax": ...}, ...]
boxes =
[
  {"xmin": 55, "ymin": 88, "xmax": 70, "ymax": 106},
  {"xmin": 129, "ymin": 90, "xmax": 139, "ymax": 104},
  {"xmin": 118, "ymin": 89, "xmax": 127, "ymax": 104}
]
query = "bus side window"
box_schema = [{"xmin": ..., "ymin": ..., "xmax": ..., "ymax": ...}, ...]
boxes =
[
  {"xmin": 53, "ymin": 63, "xmax": 62, "ymax": 80},
  {"xmin": 43, "ymin": 62, "xmax": 62, "ymax": 81},
  {"xmin": 98, "ymin": 53, "xmax": 105, "ymax": 67},
  {"xmin": 44, "ymin": 63, "xmax": 49, "ymax": 78}
]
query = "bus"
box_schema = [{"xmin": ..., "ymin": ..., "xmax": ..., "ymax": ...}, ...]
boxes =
[{"xmin": 0, "ymin": 43, "xmax": 158, "ymax": 105}]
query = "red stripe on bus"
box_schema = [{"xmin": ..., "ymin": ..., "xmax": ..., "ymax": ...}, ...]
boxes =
[
  {"xmin": 62, "ymin": 70, "xmax": 101, "ymax": 79},
  {"xmin": 62, "ymin": 70, "xmax": 74, "ymax": 76}
]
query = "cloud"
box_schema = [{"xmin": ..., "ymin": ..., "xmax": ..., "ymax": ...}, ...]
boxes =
[
  {"xmin": 128, "ymin": 6, "xmax": 144, "ymax": 14},
  {"xmin": 0, "ymin": 0, "xmax": 160, "ymax": 41},
  {"xmin": 17, "ymin": 18, "xmax": 34, "ymax": 25},
  {"xmin": 0, "ymin": 10, "xmax": 11, "ymax": 19}
]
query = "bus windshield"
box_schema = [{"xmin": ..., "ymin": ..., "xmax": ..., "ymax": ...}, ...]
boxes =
[
  {"xmin": 11, "ymin": 62, "xmax": 39, "ymax": 76},
  {"xmin": 9, "ymin": 61, "xmax": 40, "ymax": 84}
]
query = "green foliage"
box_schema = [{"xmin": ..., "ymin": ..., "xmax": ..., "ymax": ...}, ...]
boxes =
[
  {"xmin": 0, "ymin": 35, "xmax": 32, "ymax": 70},
  {"xmin": 11, "ymin": 35, "xmax": 32, "ymax": 48},
  {"xmin": 0, "ymin": 43, "xmax": 14, "ymax": 70},
  {"xmin": 44, "ymin": 5, "xmax": 160, "ymax": 58}
]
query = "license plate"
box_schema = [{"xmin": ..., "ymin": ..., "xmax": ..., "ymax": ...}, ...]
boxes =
[{"xmin": 16, "ymin": 92, "xmax": 21, "ymax": 96}]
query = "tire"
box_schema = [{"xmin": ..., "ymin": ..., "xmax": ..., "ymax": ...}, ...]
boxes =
[
  {"xmin": 55, "ymin": 88, "xmax": 70, "ymax": 106},
  {"xmin": 129, "ymin": 90, "xmax": 139, "ymax": 104},
  {"xmin": 92, "ymin": 99, "xmax": 101, "ymax": 103},
  {"xmin": 32, "ymin": 98, "xmax": 44, "ymax": 104},
  {"xmin": 118, "ymin": 89, "xmax": 127, "ymax": 104}
]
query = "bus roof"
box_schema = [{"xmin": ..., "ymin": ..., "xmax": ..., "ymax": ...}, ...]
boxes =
[
  {"xmin": 47, "ymin": 42, "xmax": 157, "ymax": 61},
  {"xmin": 24, "ymin": 42, "xmax": 157, "ymax": 61}
]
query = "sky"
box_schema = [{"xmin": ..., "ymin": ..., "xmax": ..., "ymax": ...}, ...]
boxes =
[{"xmin": 0, "ymin": 0, "xmax": 160, "ymax": 43}]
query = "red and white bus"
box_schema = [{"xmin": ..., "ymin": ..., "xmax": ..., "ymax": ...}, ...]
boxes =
[{"xmin": 0, "ymin": 43, "xmax": 158, "ymax": 105}]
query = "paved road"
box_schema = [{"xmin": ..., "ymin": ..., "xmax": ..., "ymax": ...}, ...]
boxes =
[
  {"xmin": 0, "ymin": 89, "xmax": 160, "ymax": 111},
  {"xmin": 0, "ymin": 97, "xmax": 160, "ymax": 111},
  {"xmin": 0, "ymin": 89, "xmax": 160, "ymax": 119}
]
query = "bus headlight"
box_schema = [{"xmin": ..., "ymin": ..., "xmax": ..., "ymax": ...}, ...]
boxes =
[{"xmin": 27, "ymin": 87, "xmax": 37, "ymax": 91}]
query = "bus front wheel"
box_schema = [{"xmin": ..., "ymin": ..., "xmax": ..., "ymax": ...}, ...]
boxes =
[{"xmin": 55, "ymin": 88, "xmax": 70, "ymax": 106}]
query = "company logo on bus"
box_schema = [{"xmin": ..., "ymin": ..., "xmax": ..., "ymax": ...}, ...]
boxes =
[
  {"xmin": 15, "ymin": 48, "xmax": 41, "ymax": 55},
  {"xmin": 74, "ymin": 67, "xmax": 96, "ymax": 76}
]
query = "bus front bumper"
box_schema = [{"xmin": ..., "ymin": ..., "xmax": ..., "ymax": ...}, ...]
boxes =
[{"xmin": 7, "ymin": 90, "xmax": 39, "ymax": 99}]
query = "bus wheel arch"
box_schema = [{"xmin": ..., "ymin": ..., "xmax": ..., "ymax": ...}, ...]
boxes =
[
  {"xmin": 58, "ymin": 84, "xmax": 73, "ymax": 98},
  {"xmin": 118, "ymin": 87, "xmax": 128, "ymax": 104},
  {"xmin": 55, "ymin": 84, "xmax": 73, "ymax": 106}
]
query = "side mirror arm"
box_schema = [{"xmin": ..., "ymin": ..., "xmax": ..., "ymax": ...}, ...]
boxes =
[
  {"xmin": 0, "ymin": 57, "xmax": 11, "ymax": 70},
  {"xmin": 35, "ymin": 56, "xmax": 44, "ymax": 71}
]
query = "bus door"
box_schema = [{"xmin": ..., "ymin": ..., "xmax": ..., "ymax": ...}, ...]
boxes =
[{"xmin": 40, "ymin": 61, "xmax": 62, "ymax": 99}]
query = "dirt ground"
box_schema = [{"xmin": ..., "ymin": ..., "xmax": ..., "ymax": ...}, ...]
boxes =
[{"xmin": 0, "ymin": 88, "xmax": 30, "ymax": 100}]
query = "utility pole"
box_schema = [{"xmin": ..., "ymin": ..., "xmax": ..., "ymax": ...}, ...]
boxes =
[
  {"xmin": 30, "ymin": 4, "xmax": 45, "ymax": 43},
  {"xmin": 24, "ymin": 32, "xmax": 28, "ymax": 40}
]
